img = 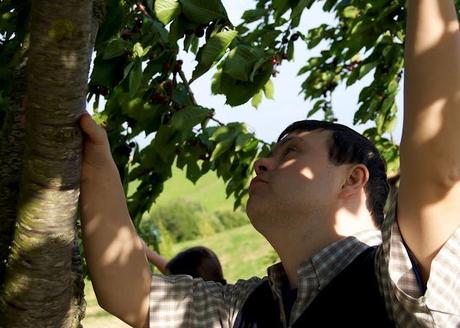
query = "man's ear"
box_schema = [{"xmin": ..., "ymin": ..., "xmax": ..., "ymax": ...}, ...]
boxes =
[{"xmin": 340, "ymin": 164, "xmax": 369, "ymax": 198}]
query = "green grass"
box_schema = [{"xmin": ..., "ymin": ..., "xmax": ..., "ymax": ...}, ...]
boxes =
[
  {"xmin": 129, "ymin": 166, "xmax": 236, "ymax": 213},
  {"xmin": 82, "ymin": 224, "xmax": 277, "ymax": 327}
]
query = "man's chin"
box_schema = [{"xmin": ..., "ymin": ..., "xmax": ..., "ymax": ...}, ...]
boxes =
[{"xmin": 246, "ymin": 198, "xmax": 270, "ymax": 224}]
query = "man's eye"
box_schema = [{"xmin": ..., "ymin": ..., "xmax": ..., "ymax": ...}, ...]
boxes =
[{"xmin": 284, "ymin": 147, "xmax": 296, "ymax": 156}]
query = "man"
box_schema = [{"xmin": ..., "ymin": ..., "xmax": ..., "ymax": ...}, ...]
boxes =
[{"xmin": 80, "ymin": 1, "xmax": 460, "ymax": 327}]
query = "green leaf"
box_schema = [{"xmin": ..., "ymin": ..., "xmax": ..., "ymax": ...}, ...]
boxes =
[
  {"xmin": 103, "ymin": 38, "xmax": 129, "ymax": 59},
  {"xmin": 209, "ymin": 126, "xmax": 229, "ymax": 142},
  {"xmin": 179, "ymin": 0, "xmax": 226, "ymax": 24},
  {"xmin": 186, "ymin": 161, "xmax": 201, "ymax": 183},
  {"xmin": 358, "ymin": 62, "xmax": 376, "ymax": 80},
  {"xmin": 191, "ymin": 37, "xmax": 200, "ymax": 54},
  {"xmin": 168, "ymin": 17, "xmax": 188, "ymax": 44},
  {"xmin": 308, "ymin": 99, "xmax": 327, "ymax": 117},
  {"xmin": 224, "ymin": 45, "xmax": 261, "ymax": 81},
  {"xmin": 272, "ymin": 0, "xmax": 290, "ymax": 17},
  {"xmin": 291, "ymin": 0, "xmax": 310, "ymax": 27},
  {"xmin": 235, "ymin": 134, "xmax": 253, "ymax": 152},
  {"xmin": 217, "ymin": 61, "xmax": 273, "ymax": 106},
  {"xmin": 171, "ymin": 83, "xmax": 189, "ymax": 106},
  {"xmin": 242, "ymin": 8, "xmax": 267, "ymax": 23},
  {"xmin": 152, "ymin": 126, "xmax": 176, "ymax": 164},
  {"xmin": 191, "ymin": 29, "xmax": 238, "ymax": 82},
  {"xmin": 154, "ymin": 0, "xmax": 181, "ymax": 25},
  {"xmin": 90, "ymin": 57, "xmax": 124, "ymax": 88},
  {"xmin": 251, "ymin": 89, "xmax": 263, "ymax": 108},
  {"xmin": 211, "ymin": 70, "xmax": 222, "ymax": 94},
  {"xmin": 307, "ymin": 24, "xmax": 330, "ymax": 49},
  {"xmin": 183, "ymin": 33, "xmax": 194, "ymax": 52},
  {"xmin": 170, "ymin": 106, "xmax": 210, "ymax": 131},
  {"xmin": 143, "ymin": 19, "xmax": 169, "ymax": 44},
  {"xmin": 263, "ymin": 79, "xmax": 274, "ymax": 99},
  {"xmin": 121, "ymin": 62, "xmax": 134, "ymax": 82},
  {"xmin": 129, "ymin": 60, "xmax": 143, "ymax": 95},
  {"xmin": 211, "ymin": 138, "xmax": 233, "ymax": 162},
  {"xmin": 387, "ymin": 80, "xmax": 399, "ymax": 95},
  {"xmin": 250, "ymin": 56, "xmax": 269, "ymax": 82},
  {"xmin": 343, "ymin": 6, "xmax": 360, "ymax": 19},
  {"xmin": 133, "ymin": 42, "xmax": 151, "ymax": 58},
  {"xmin": 287, "ymin": 40, "xmax": 295, "ymax": 60},
  {"xmin": 121, "ymin": 97, "xmax": 163, "ymax": 134}
]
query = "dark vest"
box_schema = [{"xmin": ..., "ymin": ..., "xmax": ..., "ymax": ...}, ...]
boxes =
[{"xmin": 234, "ymin": 247, "xmax": 395, "ymax": 327}]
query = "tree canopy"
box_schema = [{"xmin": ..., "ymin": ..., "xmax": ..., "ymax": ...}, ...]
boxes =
[
  {"xmin": 3, "ymin": 0, "xmax": 460, "ymax": 226},
  {"xmin": 3, "ymin": 0, "xmax": 460, "ymax": 325}
]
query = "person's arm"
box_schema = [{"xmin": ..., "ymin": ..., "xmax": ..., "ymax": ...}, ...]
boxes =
[
  {"xmin": 399, "ymin": 0, "xmax": 460, "ymax": 283},
  {"xmin": 140, "ymin": 239, "xmax": 169, "ymax": 274},
  {"xmin": 80, "ymin": 115, "xmax": 151, "ymax": 328}
]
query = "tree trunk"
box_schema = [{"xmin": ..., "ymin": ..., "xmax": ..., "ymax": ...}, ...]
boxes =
[
  {"xmin": 0, "ymin": 66, "xmax": 27, "ymax": 291},
  {"xmin": 0, "ymin": 0, "xmax": 98, "ymax": 326}
]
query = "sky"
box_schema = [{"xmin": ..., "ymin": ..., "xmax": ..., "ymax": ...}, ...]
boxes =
[{"xmin": 178, "ymin": 1, "xmax": 404, "ymax": 144}]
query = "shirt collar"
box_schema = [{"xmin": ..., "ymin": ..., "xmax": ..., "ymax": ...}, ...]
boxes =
[{"xmin": 267, "ymin": 229, "xmax": 382, "ymax": 292}]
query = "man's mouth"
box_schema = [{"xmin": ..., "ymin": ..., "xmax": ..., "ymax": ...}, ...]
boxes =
[{"xmin": 249, "ymin": 177, "xmax": 268, "ymax": 193}]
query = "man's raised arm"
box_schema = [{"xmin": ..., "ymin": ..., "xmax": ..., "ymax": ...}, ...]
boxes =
[
  {"xmin": 399, "ymin": 0, "xmax": 460, "ymax": 282},
  {"xmin": 79, "ymin": 115, "xmax": 151, "ymax": 328}
]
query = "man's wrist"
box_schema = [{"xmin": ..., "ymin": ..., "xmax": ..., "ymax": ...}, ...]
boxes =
[{"xmin": 81, "ymin": 159, "xmax": 120, "ymax": 184}]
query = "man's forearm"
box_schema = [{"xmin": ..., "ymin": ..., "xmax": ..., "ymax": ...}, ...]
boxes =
[
  {"xmin": 399, "ymin": 0, "xmax": 460, "ymax": 281},
  {"xmin": 81, "ymin": 161, "xmax": 151, "ymax": 328},
  {"xmin": 403, "ymin": 0, "xmax": 460, "ymax": 170}
]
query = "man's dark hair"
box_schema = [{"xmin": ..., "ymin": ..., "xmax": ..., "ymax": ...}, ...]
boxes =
[
  {"xmin": 167, "ymin": 246, "xmax": 226, "ymax": 284},
  {"xmin": 278, "ymin": 120, "xmax": 389, "ymax": 226}
]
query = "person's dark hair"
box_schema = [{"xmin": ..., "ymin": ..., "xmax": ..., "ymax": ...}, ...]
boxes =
[
  {"xmin": 278, "ymin": 120, "xmax": 389, "ymax": 227},
  {"xmin": 166, "ymin": 246, "xmax": 226, "ymax": 284}
]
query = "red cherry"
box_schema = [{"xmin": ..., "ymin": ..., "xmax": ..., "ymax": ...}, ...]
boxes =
[{"xmin": 163, "ymin": 63, "xmax": 171, "ymax": 72}]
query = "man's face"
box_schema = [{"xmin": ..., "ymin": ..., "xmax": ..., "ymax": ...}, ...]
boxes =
[{"xmin": 246, "ymin": 129, "xmax": 345, "ymax": 232}]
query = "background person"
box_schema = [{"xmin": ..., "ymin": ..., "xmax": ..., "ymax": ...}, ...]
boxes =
[{"xmin": 141, "ymin": 240, "xmax": 226, "ymax": 284}]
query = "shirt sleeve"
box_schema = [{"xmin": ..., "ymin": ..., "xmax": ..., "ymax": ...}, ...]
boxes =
[
  {"xmin": 149, "ymin": 273, "xmax": 262, "ymax": 328},
  {"xmin": 376, "ymin": 197, "xmax": 460, "ymax": 327}
]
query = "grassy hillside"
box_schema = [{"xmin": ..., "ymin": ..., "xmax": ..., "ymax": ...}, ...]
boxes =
[
  {"xmin": 129, "ymin": 166, "xmax": 237, "ymax": 213},
  {"xmin": 81, "ymin": 225, "xmax": 276, "ymax": 327}
]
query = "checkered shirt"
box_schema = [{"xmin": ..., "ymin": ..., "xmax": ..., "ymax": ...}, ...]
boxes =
[
  {"xmin": 376, "ymin": 201, "xmax": 460, "ymax": 327},
  {"xmin": 149, "ymin": 211, "xmax": 460, "ymax": 327}
]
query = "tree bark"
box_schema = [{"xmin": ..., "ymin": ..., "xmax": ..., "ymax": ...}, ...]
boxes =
[
  {"xmin": 0, "ymin": 67, "xmax": 27, "ymax": 291},
  {"xmin": 0, "ymin": 0, "xmax": 96, "ymax": 326}
]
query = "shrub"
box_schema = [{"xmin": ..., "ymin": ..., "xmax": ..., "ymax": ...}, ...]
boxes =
[
  {"xmin": 215, "ymin": 210, "xmax": 249, "ymax": 230},
  {"xmin": 141, "ymin": 200, "xmax": 224, "ymax": 243}
]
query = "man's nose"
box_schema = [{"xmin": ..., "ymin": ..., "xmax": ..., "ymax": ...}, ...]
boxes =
[{"xmin": 254, "ymin": 157, "xmax": 273, "ymax": 175}]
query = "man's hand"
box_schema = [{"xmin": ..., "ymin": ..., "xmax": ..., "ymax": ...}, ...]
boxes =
[{"xmin": 80, "ymin": 114, "xmax": 114, "ymax": 180}]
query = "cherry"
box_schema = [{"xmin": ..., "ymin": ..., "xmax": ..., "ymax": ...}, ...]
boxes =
[
  {"xmin": 121, "ymin": 28, "xmax": 132, "ymax": 40},
  {"xmin": 99, "ymin": 86, "xmax": 109, "ymax": 97},
  {"xmin": 163, "ymin": 80, "xmax": 174, "ymax": 94},
  {"xmin": 163, "ymin": 62, "xmax": 171, "ymax": 72},
  {"xmin": 194, "ymin": 27, "xmax": 205, "ymax": 38},
  {"xmin": 175, "ymin": 60, "xmax": 183, "ymax": 72},
  {"xmin": 291, "ymin": 32, "xmax": 300, "ymax": 41}
]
